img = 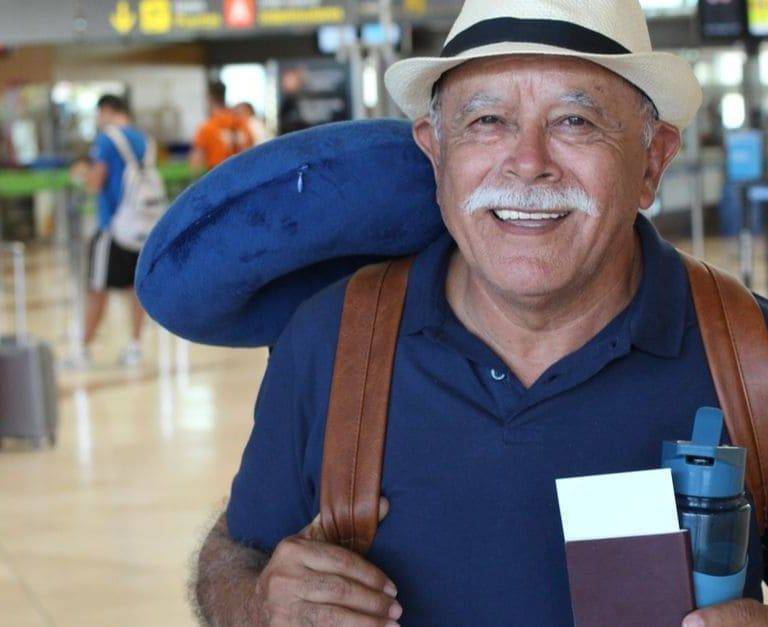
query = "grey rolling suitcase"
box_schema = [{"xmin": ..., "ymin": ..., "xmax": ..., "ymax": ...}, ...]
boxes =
[{"xmin": 0, "ymin": 242, "xmax": 57, "ymax": 447}]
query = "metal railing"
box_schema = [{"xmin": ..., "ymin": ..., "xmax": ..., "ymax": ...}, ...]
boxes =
[{"xmin": 0, "ymin": 241, "xmax": 28, "ymax": 343}]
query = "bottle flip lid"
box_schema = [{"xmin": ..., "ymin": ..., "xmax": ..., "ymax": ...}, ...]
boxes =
[{"xmin": 661, "ymin": 407, "xmax": 747, "ymax": 499}]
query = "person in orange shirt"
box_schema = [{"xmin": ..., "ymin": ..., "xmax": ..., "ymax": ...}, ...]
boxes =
[{"xmin": 190, "ymin": 81, "xmax": 253, "ymax": 172}]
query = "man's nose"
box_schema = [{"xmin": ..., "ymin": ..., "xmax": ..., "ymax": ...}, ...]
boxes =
[{"xmin": 501, "ymin": 125, "xmax": 562, "ymax": 185}]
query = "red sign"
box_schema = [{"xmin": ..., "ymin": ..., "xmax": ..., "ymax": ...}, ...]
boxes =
[{"xmin": 224, "ymin": 0, "xmax": 257, "ymax": 29}]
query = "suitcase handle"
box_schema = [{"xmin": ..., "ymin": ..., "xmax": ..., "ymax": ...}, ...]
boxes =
[{"xmin": 0, "ymin": 241, "xmax": 27, "ymax": 342}]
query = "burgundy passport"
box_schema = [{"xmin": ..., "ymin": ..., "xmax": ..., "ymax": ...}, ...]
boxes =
[{"xmin": 565, "ymin": 531, "xmax": 695, "ymax": 627}]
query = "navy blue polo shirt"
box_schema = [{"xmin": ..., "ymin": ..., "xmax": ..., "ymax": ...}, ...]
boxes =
[{"xmin": 228, "ymin": 215, "xmax": 768, "ymax": 626}]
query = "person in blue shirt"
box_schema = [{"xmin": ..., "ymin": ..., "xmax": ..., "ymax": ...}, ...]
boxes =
[
  {"xmin": 83, "ymin": 94, "xmax": 148, "ymax": 367},
  {"xmin": 193, "ymin": 1, "xmax": 768, "ymax": 625}
]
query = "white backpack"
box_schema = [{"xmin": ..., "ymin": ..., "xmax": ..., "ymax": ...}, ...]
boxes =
[{"xmin": 104, "ymin": 126, "xmax": 168, "ymax": 252}]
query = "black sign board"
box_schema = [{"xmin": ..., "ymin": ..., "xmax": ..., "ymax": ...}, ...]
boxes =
[
  {"xmin": 277, "ymin": 59, "xmax": 351, "ymax": 134},
  {"xmin": 699, "ymin": 0, "xmax": 747, "ymax": 40},
  {"xmin": 0, "ymin": 0, "xmax": 351, "ymax": 46}
]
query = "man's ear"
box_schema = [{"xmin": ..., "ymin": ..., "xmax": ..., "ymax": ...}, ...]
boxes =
[
  {"xmin": 639, "ymin": 121, "xmax": 681, "ymax": 210},
  {"xmin": 412, "ymin": 116, "xmax": 442, "ymax": 178}
]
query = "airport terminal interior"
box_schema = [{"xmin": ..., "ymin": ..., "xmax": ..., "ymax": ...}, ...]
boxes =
[{"xmin": 3, "ymin": 0, "xmax": 768, "ymax": 625}]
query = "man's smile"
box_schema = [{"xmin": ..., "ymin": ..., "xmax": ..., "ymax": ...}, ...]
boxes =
[{"xmin": 489, "ymin": 208, "xmax": 573, "ymax": 232}]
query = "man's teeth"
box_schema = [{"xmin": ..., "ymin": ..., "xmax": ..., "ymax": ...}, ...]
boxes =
[{"xmin": 492, "ymin": 209, "xmax": 569, "ymax": 221}]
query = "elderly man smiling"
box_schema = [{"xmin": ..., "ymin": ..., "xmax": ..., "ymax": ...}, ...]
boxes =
[{"xmin": 194, "ymin": 1, "xmax": 768, "ymax": 625}]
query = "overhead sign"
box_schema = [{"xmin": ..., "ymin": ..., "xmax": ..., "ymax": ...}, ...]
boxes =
[
  {"xmin": 102, "ymin": 0, "xmax": 346, "ymax": 36},
  {"xmin": 140, "ymin": 0, "xmax": 174, "ymax": 34},
  {"xmin": 0, "ymin": 0, "xmax": 357, "ymax": 45},
  {"xmin": 256, "ymin": 0, "xmax": 346, "ymax": 26},
  {"xmin": 396, "ymin": 0, "xmax": 462, "ymax": 21},
  {"xmin": 105, "ymin": 0, "xmax": 225, "ymax": 35},
  {"xmin": 224, "ymin": 0, "xmax": 257, "ymax": 28},
  {"xmin": 698, "ymin": 0, "xmax": 746, "ymax": 40},
  {"xmin": 110, "ymin": 1, "xmax": 138, "ymax": 34},
  {"xmin": 173, "ymin": 0, "xmax": 223, "ymax": 30}
]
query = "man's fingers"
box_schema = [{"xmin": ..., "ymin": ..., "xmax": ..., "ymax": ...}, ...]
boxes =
[
  {"xmin": 296, "ymin": 572, "xmax": 402, "ymax": 620},
  {"xmin": 297, "ymin": 539, "xmax": 397, "ymax": 596},
  {"xmin": 267, "ymin": 501, "xmax": 399, "ymax": 626},
  {"xmin": 682, "ymin": 599, "xmax": 768, "ymax": 627},
  {"xmin": 295, "ymin": 601, "xmax": 399, "ymax": 627},
  {"xmin": 378, "ymin": 497, "xmax": 390, "ymax": 522},
  {"xmin": 299, "ymin": 497, "xmax": 390, "ymax": 543},
  {"xmin": 299, "ymin": 512, "xmax": 327, "ymax": 542}
]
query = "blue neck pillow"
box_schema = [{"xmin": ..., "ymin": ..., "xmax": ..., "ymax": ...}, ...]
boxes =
[{"xmin": 136, "ymin": 119, "xmax": 445, "ymax": 347}]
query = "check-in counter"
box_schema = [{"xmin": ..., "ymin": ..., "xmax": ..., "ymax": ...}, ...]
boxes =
[{"xmin": 0, "ymin": 163, "xmax": 194, "ymax": 241}]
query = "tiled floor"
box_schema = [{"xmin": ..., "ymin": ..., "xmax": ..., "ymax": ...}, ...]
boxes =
[
  {"xmin": 0, "ymin": 229, "xmax": 765, "ymax": 626},
  {"xmin": 1, "ymin": 243, "xmax": 267, "ymax": 626}
]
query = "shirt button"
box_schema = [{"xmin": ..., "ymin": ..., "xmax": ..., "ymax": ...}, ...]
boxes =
[{"xmin": 490, "ymin": 368, "xmax": 506, "ymax": 381}]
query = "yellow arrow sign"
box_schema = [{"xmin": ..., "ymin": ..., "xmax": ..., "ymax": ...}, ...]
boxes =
[
  {"xmin": 139, "ymin": 0, "xmax": 173, "ymax": 34},
  {"xmin": 110, "ymin": 1, "xmax": 137, "ymax": 34}
]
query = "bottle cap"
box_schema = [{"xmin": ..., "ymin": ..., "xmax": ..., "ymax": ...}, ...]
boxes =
[{"xmin": 661, "ymin": 407, "xmax": 746, "ymax": 498}]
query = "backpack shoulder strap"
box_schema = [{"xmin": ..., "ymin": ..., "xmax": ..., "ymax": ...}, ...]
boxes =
[
  {"xmin": 143, "ymin": 136, "xmax": 157, "ymax": 168},
  {"xmin": 103, "ymin": 126, "xmax": 139, "ymax": 168},
  {"xmin": 319, "ymin": 250, "xmax": 768, "ymax": 546},
  {"xmin": 681, "ymin": 252, "xmax": 768, "ymax": 534},
  {"xmin": 320, "ymin": 257, "xmax": 413, "ymax": 555}
]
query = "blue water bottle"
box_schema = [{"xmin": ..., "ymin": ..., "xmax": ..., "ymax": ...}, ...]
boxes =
[{"xmin": 661, "ymin": 407, "xmax": 750, "ymax": 608}]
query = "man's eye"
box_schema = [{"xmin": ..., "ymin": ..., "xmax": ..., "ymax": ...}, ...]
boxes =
[
  {"xmin": 561, "ymin": 115, "xmax": 591, "ymax": 128},
  {"xmin": 475, "ymin": 115, "xmax": 500, "ymax": 126}
]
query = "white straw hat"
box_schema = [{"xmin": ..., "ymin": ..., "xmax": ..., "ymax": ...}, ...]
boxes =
[{"xmin": 385, "ymin": 0, "xmax": 702, "ymax": 129}]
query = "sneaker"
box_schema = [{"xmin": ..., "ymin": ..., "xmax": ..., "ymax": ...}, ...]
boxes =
[
  {"xmin": 59, "ymin": 348, "xmax": 91, "ymax": 370},
  {"xmin": 118, "ymin": 342, "xmax": 142, "ymax": 367}
]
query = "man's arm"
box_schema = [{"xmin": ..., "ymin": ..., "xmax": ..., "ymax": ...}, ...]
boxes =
[
  {"xmin": 200, "ymin": 291, "xmax": 401, "ymax": 625},
  {"xmin": 85, "ymin": 161, "xmax": 108, "ymax": 195},
  {"xmin": 189, "ymin": 147, "xmax": 207, "ymax": 174},
  {"xmin": 193, "ymin": 512, "xmax": 271, "ymax": 625},
  {"xmin": 189, "ymin": 124, "xmax": 208, "ymax": 174},
  {"xmin": 87, "ymin": 133, "xmax": 110, "ymax": 195},
  {"xmin": 194, "ymin": 502, "xmax": 401, "ymax": 626}
]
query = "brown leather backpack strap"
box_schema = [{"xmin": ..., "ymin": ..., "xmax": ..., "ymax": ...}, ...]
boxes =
[
  {"xmin": 320, "ymin": 257, "xmax": 413, "ymax": 555},
  {"xmin": 682, "ymin": 252, "xmax": 768, "ymax": 534}
]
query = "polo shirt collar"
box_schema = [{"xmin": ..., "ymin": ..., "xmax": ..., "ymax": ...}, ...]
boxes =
[
  {"xmin": 399, "ymin": 230, "xmax": 454, "ymax": 336},
  {"xmin": 400, "ymin": 213, "xmax": 689, "ymax": 359},
  {"xmin": 628, "ymin": 214, "xmax": 689, "ymax": 358}
]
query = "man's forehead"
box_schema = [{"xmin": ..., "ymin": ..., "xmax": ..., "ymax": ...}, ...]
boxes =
[
  {"xmin": 455, "ymin": 89, "xmax": 606, "ymax": 117},
  {"xmin": 440, "ymin": 54, "xmax": 628, "ymax": 102}
]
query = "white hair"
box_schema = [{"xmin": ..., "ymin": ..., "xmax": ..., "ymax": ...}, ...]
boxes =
[
  {"xmin": 462, "ymin": 183, "xmax": 600, "ymax": 217},
  {"xmin": 637, "ymin": 93, "xmax": 659, "ymax": 148},
  {"xmin": 428, "ymin": 78, "xmax": 659, "ymax": 148},
  {"xmin": 428, "ymin": 84, "xmax": 444, "ymax": 142}
]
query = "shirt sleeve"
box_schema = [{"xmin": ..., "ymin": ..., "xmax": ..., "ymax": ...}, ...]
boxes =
[
  {"xmin": 89, "ymin": 133, "xmax": 113, "ymax": 164},
  {"xmin": 226, "ymin": 323, "xmax": 315, "ymax": 551}
]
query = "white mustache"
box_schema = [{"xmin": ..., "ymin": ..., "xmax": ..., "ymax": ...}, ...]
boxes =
[{"xmin": 462, "ymin": 184, "xmax": 600, "ymax": 217}]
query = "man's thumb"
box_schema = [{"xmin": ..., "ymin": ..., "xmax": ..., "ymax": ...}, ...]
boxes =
[
  {"xmin": 299, "ymin": 497, "xmax": 390, "ymax": 542},
  {"xmin": 683, "ymin": 599, "xmax": 768, "ymax": 627}
]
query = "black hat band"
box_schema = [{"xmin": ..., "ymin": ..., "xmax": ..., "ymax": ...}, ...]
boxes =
[{"xmin": 441, "ymin": 17, "xmax": 632, "ymax": 58}]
